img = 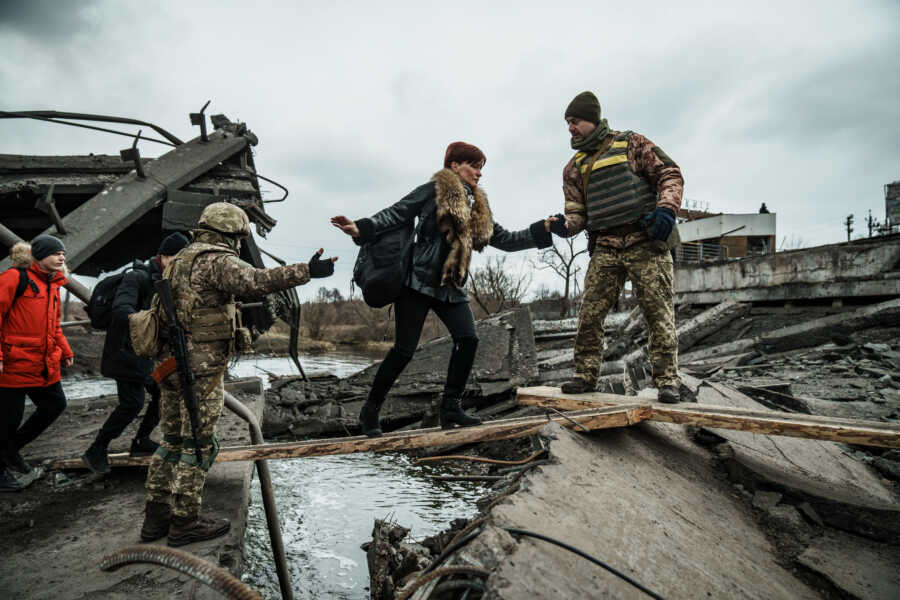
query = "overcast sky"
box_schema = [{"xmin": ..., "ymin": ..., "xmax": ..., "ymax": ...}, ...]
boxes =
[{"xmin": 2, "ymin": 0, "xmax": 898, "ymax": 300}]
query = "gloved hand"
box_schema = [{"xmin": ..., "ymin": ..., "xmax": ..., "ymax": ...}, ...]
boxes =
[
  {"xmin": 548, "ymin": 213, "xmax": 569, "ymax": 237},
  {"xmin": 309, "ymin": 249, "xmax": 335, "ymax": 278},
  {"xmin": 642, "ymin": 207, "xmax": 676, "ymax": 241}
]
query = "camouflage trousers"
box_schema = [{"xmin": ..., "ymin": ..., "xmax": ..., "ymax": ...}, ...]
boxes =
[
  {"xmin": 574, "ymin": 241, "xmax": 680, "ymax": 388},
  {"xmin": 145, "ymin": 371, "xmax": 225, "ymax": 518}
]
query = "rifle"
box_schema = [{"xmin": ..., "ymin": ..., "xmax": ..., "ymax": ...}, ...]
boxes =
[{"xmin": 153, "ymin": 278, "xmax": 203, "ymax": 466}]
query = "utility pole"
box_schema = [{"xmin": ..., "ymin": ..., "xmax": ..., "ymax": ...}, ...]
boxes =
[
  {"xmin": 866, "ymin": 210, "xmax": 879, "ymax": 237},
  {"xmin": 845, "ymin": 214, "xmax": 854, "ymax": 241}
]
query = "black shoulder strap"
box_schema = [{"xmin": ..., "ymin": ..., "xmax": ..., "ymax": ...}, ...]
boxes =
[{"xmin": 14, "ymin": 268, "xmax": 35, "ymax": 300}]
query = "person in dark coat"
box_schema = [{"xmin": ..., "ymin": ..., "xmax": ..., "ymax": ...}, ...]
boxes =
[
  {"xmin": 332, "ymin": 142, "xmax": 565, "ymax": 436},
  {"xmin": 0, "ymin": 236, "xmax": 73, "ymax": 491},
  {"xmin": 82, "ymin": 232, "xmax": 189, "ymax": 474}
]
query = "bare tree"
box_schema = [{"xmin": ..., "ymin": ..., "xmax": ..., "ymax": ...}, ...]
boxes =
[
  {"xmin": 532, "ymin": 235, "xmax": 589, "ymax": 317},
  {"xmin": 467, "ymin": 255, "xmax": 532, "ymax": 315},
  {"xmin": 302, "ymin": 287, "xmax": 336, "ymax": 340}
]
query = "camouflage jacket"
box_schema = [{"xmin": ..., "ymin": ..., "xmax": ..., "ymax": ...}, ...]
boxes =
[
  {"xmin": 163, "ymin": 233, "xmax": 310, "ymax": 375},
  {"xmin": 563, "ymin": 131, "xmax": 684, "ymax": 249}
]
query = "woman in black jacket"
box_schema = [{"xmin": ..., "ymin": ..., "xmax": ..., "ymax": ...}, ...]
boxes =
[{"xmin": 332, "ymin": 142, "xmax": 564, "ymax": 437}]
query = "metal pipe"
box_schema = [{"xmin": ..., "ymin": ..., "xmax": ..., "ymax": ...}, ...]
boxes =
[
  {"xmin": 61, "ymin": 319, "xmax": 91, "ymax": 328},
  {"xmin": 223, "ymin": 391, "xmax": 293, "ymax": 600},
  {"xmin": 0, "ymin": 224, "xmax": 93, "ymax": 303}
]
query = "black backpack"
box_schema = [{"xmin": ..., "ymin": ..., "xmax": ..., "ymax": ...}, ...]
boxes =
[
  {"xmin": 87, "ymin": 262, "xmax": 144, "ymax": 330},
  {"xmin": 352, "ymin": 223, "xmax": 414, "ymax": 308}
]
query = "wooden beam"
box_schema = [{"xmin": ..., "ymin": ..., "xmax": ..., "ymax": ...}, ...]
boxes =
[
  {"xmin": 51, "ymin": 404, "xmax": 651, "ymax": 470},
  {"xmin": 517, "ymin": 386, "xmax": 900, "ymax": 449}
]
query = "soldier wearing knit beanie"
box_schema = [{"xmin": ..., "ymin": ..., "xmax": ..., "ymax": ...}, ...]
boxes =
[{"xmin": 564, "ymin": 91, "xmax": 602, "ymax": 125}]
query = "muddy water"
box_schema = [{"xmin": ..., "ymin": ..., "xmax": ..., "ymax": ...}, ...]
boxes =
[{"xmin": 234, "ymin": 354, "xmax": 491, "ymax": 599}]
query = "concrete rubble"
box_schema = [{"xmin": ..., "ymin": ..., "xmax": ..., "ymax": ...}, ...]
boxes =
[{"xmin": 333, "ymin": 241, "xmax": 900, "ymax": 599}]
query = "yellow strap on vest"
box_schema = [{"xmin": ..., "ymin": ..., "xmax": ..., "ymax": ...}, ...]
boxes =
[{"xmin": 580, "ymin": 154, "xmax": 628, "ymax": 173}]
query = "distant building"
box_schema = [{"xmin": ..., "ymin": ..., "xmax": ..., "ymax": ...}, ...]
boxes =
[
  {"xmin": 674, "ymin": 210, "xmax": 776, "ymax": 263},
  {"xmin": 886, "ymin": 181, "xmax": 900, "ymax": 228}
]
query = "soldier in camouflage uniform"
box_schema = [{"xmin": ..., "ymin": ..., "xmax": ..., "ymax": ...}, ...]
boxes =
[
  {"xmin": 140, "ymin": 202, "xmax": 337, "ymax": 546},
  {"xmin": 554, "ymin": 92, "xmax": 684, "ymax": 403}
]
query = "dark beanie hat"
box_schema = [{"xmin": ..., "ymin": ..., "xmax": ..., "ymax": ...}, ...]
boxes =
[
  {"xmin": 158, "ymin": 232, "xmax": 190, "ymax": 256},
  {"xmin": 565, "ymin": 91, "xmax": 601, "ymax": 125},
  {"xmin": 444, "ymin": 142, "xmax": 486, "ymax": 169},
  {"xmin": 30, "ymin": 235, "xmax": 65, "ymax": 261}
]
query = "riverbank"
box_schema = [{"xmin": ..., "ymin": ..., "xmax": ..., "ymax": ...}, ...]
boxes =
[{"xmin": 0, "ymin": 378, "xmax": 265, "ymax": 600}]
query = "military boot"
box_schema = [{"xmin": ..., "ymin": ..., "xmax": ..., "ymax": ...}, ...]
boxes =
[
  {"xmin": 561, "ymin": 378, "xmax": 596, "ymax": 394},
  {"xmin": 130, "ymin": 437, "xmax": 160, "ymax": 457},
  {"xmin": 439, "ymin": 394, "xmax": 482, "ymax": 429},
  {"xmin": 359, "ymin": 401, "xmax": 384, "ymax": 438},
  {"xmin": 167, "ymin": 514, "xmax": 231, "ymax": 547},
  {"xmin": 7, "ymin": 451, "xmax": 31, "ymax": 474},
  {"xmin": 658, "ymin": 385, "xmax": 680, "ymax": 404},
  {"xmin": 140, "ymin": 501, "xmax": 172, "ymax": 542},
  {"xmin": 0, "ymin": 468, "xmax": 23, "ymax": 493},
  {"xmin": 82, "ymin": 442, "xmax": 111, "ymax": 475}
]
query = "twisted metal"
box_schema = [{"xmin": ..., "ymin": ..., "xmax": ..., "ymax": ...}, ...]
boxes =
[
  {"xmin": 99, "ymin": 544, "xmax": 263, "ymax": 600},
  {"xmin": 396, "ymin": 565, "xmax": 491, "ymax": 600}
]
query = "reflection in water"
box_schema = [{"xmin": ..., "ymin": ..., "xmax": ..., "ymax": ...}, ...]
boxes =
[
  {"xmin": 242, "ymin": 453, "xmax": 491, "ymax": 599},
  {"xmin": 237, "ymin": 353, "xmax": 489, "ymax": 599}
]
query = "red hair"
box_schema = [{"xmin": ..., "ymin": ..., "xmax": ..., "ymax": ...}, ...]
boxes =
[{"xmin": 443, "ymin": 141, "xmax": 486, "ymax": 169}]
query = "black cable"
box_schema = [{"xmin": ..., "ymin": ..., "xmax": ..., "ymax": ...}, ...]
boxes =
[
  {"xmin": 423, "ymin": 528, "xmax": 484, "ymax": 574},
  {"xmin": 503, "ymin": 527, "xmax": 665, "ymax": 600}
]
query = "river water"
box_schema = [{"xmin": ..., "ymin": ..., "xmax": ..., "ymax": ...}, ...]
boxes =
[{"xmin": 228, "ymin": 354, "xmax": 491, "ymax": 599}]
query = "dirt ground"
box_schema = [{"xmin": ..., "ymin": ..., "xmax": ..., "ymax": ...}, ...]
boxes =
[{"xmin": 0, "ymin": 379, "xmax": 265, "ymax": 600}]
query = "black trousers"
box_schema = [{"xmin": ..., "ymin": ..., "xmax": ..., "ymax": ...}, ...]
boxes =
[
  {"xmin": 94, "ymin": 377, "xmax": 161, "ymax": 447},
  {"xmin": 370, "ymin": 287, "xmax": 479, "ymax": 403},
  {"xmin": 0, "ymin": 381, "xmax": 67, "ymax": 463}
]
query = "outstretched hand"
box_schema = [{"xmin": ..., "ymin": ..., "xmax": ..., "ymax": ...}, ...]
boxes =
[
  {"xmin": 331, "ymin": 215, "xmax": 360, "ymax": 238},
  {"xmin": 546, "ymin": 213, "xmax": 569, "ymax": 237},
  {"xmin": 309, "ymin": 248, "xmax": 338, "ymax": 278}
]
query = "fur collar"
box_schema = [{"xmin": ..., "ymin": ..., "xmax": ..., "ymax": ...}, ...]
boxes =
[
  {"xmin": 432, "ymin": 168, "xmax": 493, "ymax": 288},
  {"xmin": 10, "ymin": 242, "xmax": 32, "ymax": 268},
  {"xmin": 11, "ymin": 241, "xmax": 70, "ymax": 280}
]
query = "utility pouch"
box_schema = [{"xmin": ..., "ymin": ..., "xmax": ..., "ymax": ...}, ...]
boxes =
[
  {"xmin": 191, "ymin": 304, "xmax": 236, "ymax": 343},
  {"xmin": 129, "ymin": 300, "xmax": 161, "ymax": 359}
]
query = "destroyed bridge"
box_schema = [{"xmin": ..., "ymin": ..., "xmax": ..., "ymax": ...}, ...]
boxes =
[{"xmin": 0, "ymin": 109, "xmax": 304, "ymax": 370}]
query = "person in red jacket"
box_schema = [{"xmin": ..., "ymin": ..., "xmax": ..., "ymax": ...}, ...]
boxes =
[{"xmin": 0, "ymin": 236, "xmax": 74, "ymax": 491}]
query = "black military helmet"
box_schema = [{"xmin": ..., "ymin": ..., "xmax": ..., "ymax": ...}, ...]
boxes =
[{"xmin": 197, "ymin": 202, "xmax": 251, "ymax": 237}]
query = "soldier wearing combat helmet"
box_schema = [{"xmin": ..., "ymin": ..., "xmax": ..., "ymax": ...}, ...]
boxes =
[
  {"xmin": 553, "ymin": 91, "xmax": 684, "ymax": 403},
  {"xmin": 140, "ymin": 201, "xmax": 337, "ymax": 546}
]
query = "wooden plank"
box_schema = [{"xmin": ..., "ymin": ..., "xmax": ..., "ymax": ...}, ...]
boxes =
[
  {"xmin": 517, "ymin": 386, "xmax": 900, "ymax": 449},
  {"xmin": 51, "ymin": 404, "xmax": 651, "ymax": 470}
]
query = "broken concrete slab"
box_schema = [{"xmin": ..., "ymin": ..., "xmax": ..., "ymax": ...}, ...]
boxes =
[
  {"xmin": 796, "ymin": 529, "xmax": 900, "ymax": 600},
  {"xmin": 676, "ymin": 298, "xmax": 750, "ymax": 352},
  {"xmin": 697, "ymin": 381, "xmax": 900, "ymax": 542},
  {"xmin": 463, "ymin": 422, "xmax": 821, "ymax": 599},
  {"xmin": 759, "ymin": 298, "xmax": 900, "ymax": 353},
  {"xmin": 264, "ymin": 308, "xmax": 539, "ymax": 436}
]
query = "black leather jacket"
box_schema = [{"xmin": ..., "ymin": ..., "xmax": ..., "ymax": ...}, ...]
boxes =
[
  {"xmin": 100, "ymin": 258, "xmax": 161, "ymax": 382},
  {"xmin": 355, "ymin": 181, "xmax": 551, "ymax": 303}
]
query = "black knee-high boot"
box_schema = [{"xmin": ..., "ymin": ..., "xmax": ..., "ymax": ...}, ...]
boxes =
[
  {"xmin": 440, "ymin": 337, "xmax": 481, "ymax": 429},
  {"xmin": 359, "ymin": 347, "xmax": 412, "ymax": 437}
]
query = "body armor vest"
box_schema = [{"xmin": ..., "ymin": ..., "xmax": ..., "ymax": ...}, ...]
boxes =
[
  {"xmin": 164, "ymin": 243, "xmax": 237, "ymax": 344},
  {"xmin": 573, "ymin": 131, "xmax": 657, "ymax": 233}
]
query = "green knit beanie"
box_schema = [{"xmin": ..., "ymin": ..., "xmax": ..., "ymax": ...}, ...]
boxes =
[{"xmin": 565, "ymin": 91, "xmax": 601, "ymax": 125}]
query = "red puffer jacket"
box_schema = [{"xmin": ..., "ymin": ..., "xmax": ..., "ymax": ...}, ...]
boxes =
[{"xmin": 0, "ymin": 251, "xmax": 73, "ymax": 388}]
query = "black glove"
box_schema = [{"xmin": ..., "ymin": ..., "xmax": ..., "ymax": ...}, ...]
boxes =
[
  {"xmin": 642, "ymin": 207, "xmax": 676, "ymax": 241},
  {"xmin": 309, "ymin": 252, "xmax": 334, "ymax": 278},
  {"xmin": 548, "ymin": 213, "xmax": 569, "ymax": 237}
]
